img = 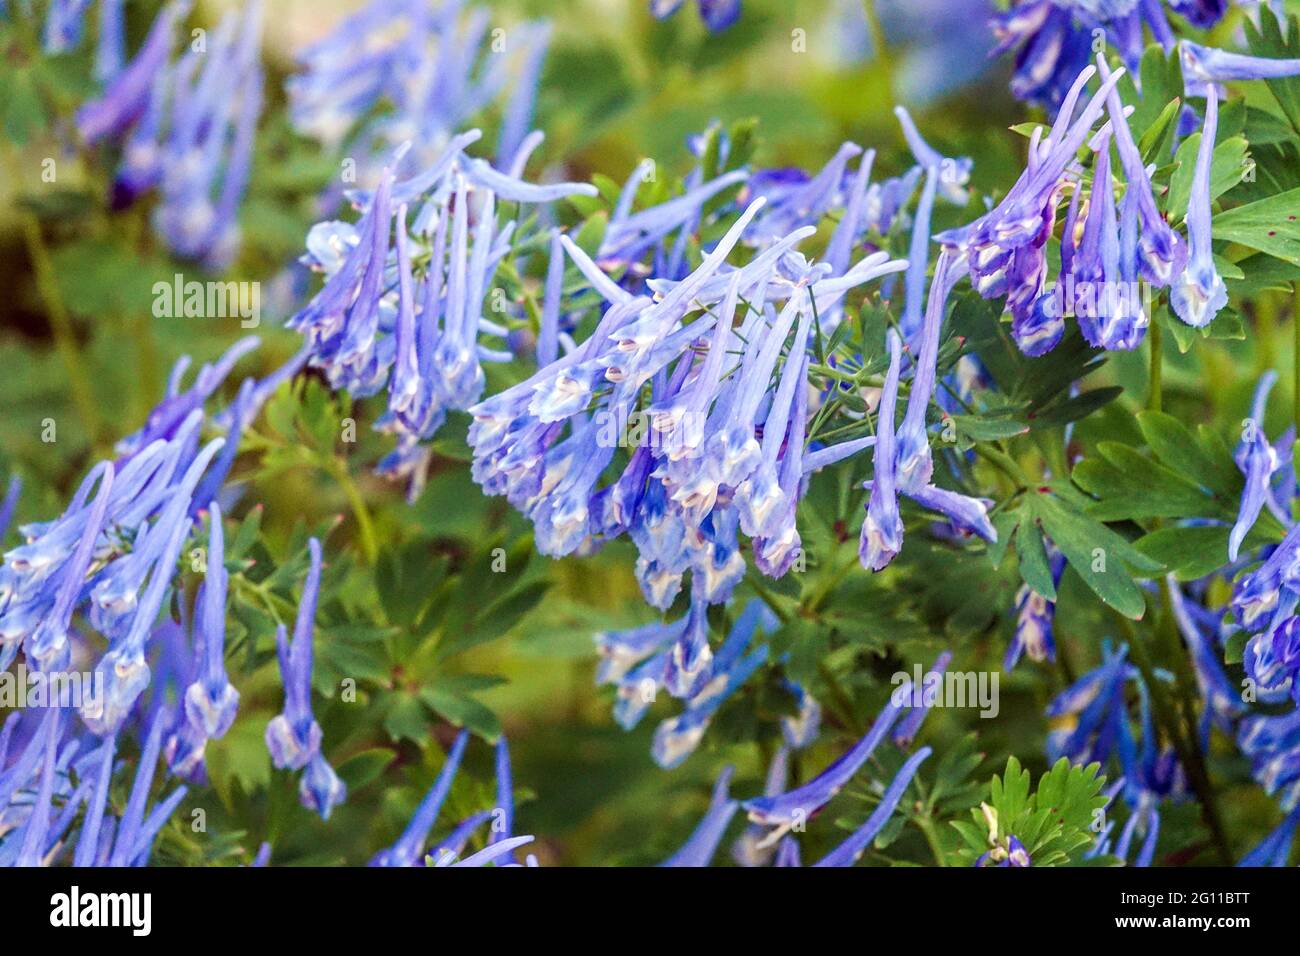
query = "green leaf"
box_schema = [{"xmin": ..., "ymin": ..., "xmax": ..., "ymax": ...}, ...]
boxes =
[
  {"xmin": 1014, "ymin": 516, "xmax": 1056, "ymax": 601},
  {"xmin": 1033, "ymin": 494, "xmax": 1157, "ymax": 619},
  {"xmin": 1213, "ymin": 187, "xmax": 1300, "ymax": 265},
  {"xmin": 420, "ymin": 687, "xmax": 502, "ymax": 741}
]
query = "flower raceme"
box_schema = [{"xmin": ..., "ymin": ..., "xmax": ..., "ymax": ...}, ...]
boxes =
[
  {"xmin": 288, "ymin": 130, "xmax": 596, "ymax": 498},
  {"xmin": 75, "ymin": 0, "xmax": 266, "ymax": 268},
  {"xmin": 992, "ymin": 0, "xmax": 1230, "ymax": 109},
  {"xmin": 288, "ymin": 0, "xmax": 552, "ymax": 187},
  {"xmin": 469, "ymin": 197, "xmax": 908, "ymax": 606}
]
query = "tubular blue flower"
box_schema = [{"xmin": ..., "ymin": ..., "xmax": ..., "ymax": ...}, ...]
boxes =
[
  {"xmin": 292, "ymin": 133, "xmax": 593, "ymax": 498},
  {"xmin": 1168, "ymin": 0, "xmax": 1227, "ymax": 30},
  {"xmin": 1046, "ymin": 641, "xmax": 1139, "ymax": 768},
  {"xmin": 265, "ymin": 538, "xmax": 326, "ymax": 773},
  {"xmin": 496, "ymin": 23, "xmax": 551, "ymax": 168},
  {"xmin": 300, "ymin": 752, "xmax": 347, "ymax": 821},
  {"xmin": 108, "ymin": 709, "xmax": 188, "ymax": 867},
  {"xmin": 0, "ymin": 475, "xmax": 20, "ymax": 543},
  {"xmin": 26, "ymin": 462, "xmax": 113, "ymax": 674},
  {"xmin": 145, "ymin": 1, "xmax": 265, "ymax": 267},
  {"xmin": 183, "ymin": 502, "xmax": 238, "ymax": 737},
  {"xmin": 1180, "ymin": 38, "xmax": 1300, "ymax": 86},
  {"xmin": 1099, "ymin": 55, "xmax": 1187, "ymax": 288},
  {"xmin": 861, "ymin": 330, "xmax": 906, "ymax": 571},
  {"xmin": 1243, "ymin": 614, "xmax": 1300, "ymax": 705},
  {"xmin": 893, "ymin": 652, "xmax": 952, "ymax": 747},
  {"xmin": 371, "ymin": 729, "xmax": 469, "ymax": 867},
  {"xmin": 660, "ymin": 766, "xmax": 738, "ymax": 867},
  {"xmin": 651, "ymin": 0, "xmax": 742, "ymax": 33},
  {"xmin": 488, "ymin": 736, "xmax": 515, "ymax": 862},
  {"xmin": 780, "ymin": 682, "xmax": 822, "ymax": 750},
  {"xmin": 1169, "ymin": 90, "xmax": 1228, "ymax": 329},
  {"xmin": 742, "ymin": 698, "xmax": 904, "ymax": 841},
  {"xmin": 370, "ymin": 729, "xmax": 534, "ymax": 867},
  {"xmin": 1167, "ymin": 579, "xmax": 1246, "ymax": 742},
  {"xmin": 12, "ymin": 709, "xmax": 63, "ymax": 867},
  {"xmin": 289, "ymin": 1, "xmax": 553, "ymax": 192},
  {"xmin": 745, "ymin": 142, "xmax": 863, "ymax": 247},
  {"xmin": 813, "ymin": 747, "xmax": 931, "ymax": 867},
  {"xmin": 653, "ymin": 635, "xmax": 768, "ymax": 768},
  {"xmin": 434, "ymin": 834, "xmax": 535, "ymax": 867},
  {"xmin": 76, "ymin": 0, "xmax": 189, "ymax": 145},
  {"xmin": 1239, "ymin": 804, "xmax": 1300, "ymax": 867},
  {"xmin": 95, "ymin": 0, "xmax": 126, "ymax": 82},
  {"xmin": 992, "ymin": 1, "xmax": 1095, "ymax": 110},
  {"xmin": 977, "ymin": 832, "xmax": 1032, "ymax": 867},
  {"xmin": 1238, "ymin": 708, "xmax": 1300, "ymax": 812},
  {"xmin": 732, "ymin": 747, "xmax": 790, "ymax": 866},
  {"xmin": 1231, "ymin": 372, "xmax": 1280, "ymax": 561},
  {"xmin": 43, "ymin": 0, "xmax": 93, "ymax": 54},
  {"xmin": 1231, "ymin": 521, "xmax": 1300, "ymax": 633},
  {"xmin": 861, "ymin": 303, "xmax": 997, "ymax": 572},
  {"xmin": 472, "ymin": 196, "xmax": 904, "ymax": 607},
  {"xmin": 1005, "ymin": 549, "xmax": 1066, "ymax": 670},
  {"xmin": 83, "ymin": 436, "xmax": 226, "ymax": 735}
]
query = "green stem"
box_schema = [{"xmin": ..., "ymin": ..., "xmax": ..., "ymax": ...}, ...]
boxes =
[
  {"xmin": 327, "ymin": 457, "xmax": 379, "ymax": 566},
  {"xmin": 908, "ymin": 774, "xmax": 947, "ymax": 866},
  {"xmin": 18, "ymin": 213, "xmax": 103, "ymax": 443},
  {"xmin": 1147, "ymin": 318, "xmax": 1163, "ymax": 412},
  {"xmin": 974, "ymin": 445, "xmax": 1030, "ymax": 488},
  {"xmin": 1293, "ymin": 287, "xmax": 1300, "ymax": 456},
  {"xmin": 861, "ymin": 0, "xmax": 896, "ymax": 100}
]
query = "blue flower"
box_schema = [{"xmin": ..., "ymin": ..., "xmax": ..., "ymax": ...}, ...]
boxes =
[
  {"xmin": 894, "ymin": 652, "xmax": 953, "ymax": 747},
  {"xmin": 977, "ymin": 832, "xmax": 1032, "ymax": 867},
  {"xmin": 860, "ymin": 309, "xmax": 997, "ymax": 573},
  {"xmin": 1180, "ymin": 38, "xmax": 1300, "ymax": 88},
  {"xmin": 264, "ymin": 538, "xmax": 347, "ymax": 820},
  {"xmin": 813, "ymin": 747, "xmax": 932, "ymax": 867},
  {"xmin": 181, "ymin": 503, "xmax": 239, "ymax": 740},
  {"xmin": 1169, "ymin": 89, "xmax": 1228, "ymax": 329},
  {"xmin": 1240, "ymin": 804, "xmax": 1300, "ymax": 866},
  {"xmin": 660, "ymin": 766, "xmax": 739, "ymax": 866},
  {"xmin": 471, "ymin": 198, "xmax": 905, "ymax": 604},
  {"xmin": 289, "ymin": 1, "xmax": 553, "ymax": 181},
  {"xmin": 742, "ymin": 697, "xmax": 905, "ymax": 840},
  {"xmin": 992, "ymin": 1, "xmax": 1095, "ymax": 110},
  {"xmin": 266, "ymin": 539, "xmax": 325, "ymax": 770},
  {"xmin": 1005, "ymin": 548, "xmax": 1066, "ymax": 670},
  {"xmin": 1231, "ymin": 372, "xmax": 1282, "ymax": 561},
  {"xmin": 76, "ymin": 0, "xmax": 188, "ymax": 146},
  {"xmin": 291, "ymin": 133, "xmax": 594, "ymax": 499},
  {"xmin": 650, "ymin": 0, "xmax": 742, "ymax": 33}
]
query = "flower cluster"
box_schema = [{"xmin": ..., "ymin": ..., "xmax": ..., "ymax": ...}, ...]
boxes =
[
  {"xmin": 288, "ymin": 130, "xmax": 595, "ymax": 497},
  {"xmin": 1046, "ymin": 641, "xmax": 1186, "ymax": 866},
  {"xmin": 937, "ymin": 56, "xmax": 1237, "ymax": 357},
  {"xmin": 288, "ymin": 0, "xmax": 551, "ymax": 191},
  {"xmin": 0, "ymin": 706, "xmax": 189, "ymax": 867},
  {"xmin": 0, "ymin": 335, "xmax": 298, "ymax": 865},
  {"xmin": 75, "ymin": 0, "xmax": 265, "ymax": 268},
  {"xmin": 992, "ymin": 0, "xmax": 1232, "ymax": 108},
  {"xmin": 596, "ymin": 598, "xmax": 819, "ymax": 766}
]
